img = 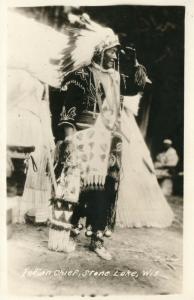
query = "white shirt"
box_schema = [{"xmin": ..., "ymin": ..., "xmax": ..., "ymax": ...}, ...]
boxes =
[{"xmin": 156, "ymin": 147, "xmax": 179, "ymax": 167}]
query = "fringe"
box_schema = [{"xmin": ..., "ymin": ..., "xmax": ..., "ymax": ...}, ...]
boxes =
[
  {"xmin": 81, "ymin": 184, "xmax": 105, "ymax": 191},
  {"xmin": 81, "ymin": 174, "xmax": 106, "ymax": 188},
  {"xmin": 134, "ymin": 65, "xmax": 147, "ymax": 90},
  {"xmin": 48, "ymin": 228, "xmax": 75, "ymax": 252}
]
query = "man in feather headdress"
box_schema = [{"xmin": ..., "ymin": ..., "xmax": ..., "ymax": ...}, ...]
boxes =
[
  {"xmin": 48, "ymin": 12, "xmax": 173, "ymax": 259},
  {"xmin": 49, "ymin": 14, "xmax": 122, "ymax": 260},
  {"xmin": 8, "ymin": 10, "xmax": 173, "ymax": 259}
]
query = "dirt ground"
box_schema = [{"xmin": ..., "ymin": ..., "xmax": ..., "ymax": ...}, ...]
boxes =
[{"xmin": 7, "ymin": 196, "xmax": 183, "ymax": 297}]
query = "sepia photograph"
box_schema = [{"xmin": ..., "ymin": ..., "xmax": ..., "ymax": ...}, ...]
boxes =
[{"xmin": 5, "ymin": 1, "xmax": 185, "ymax": 297}]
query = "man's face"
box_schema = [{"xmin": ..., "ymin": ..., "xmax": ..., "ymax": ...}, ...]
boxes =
[{"xmin": 103, "ymin": 46, "xmax": 118, "ymax": 69}]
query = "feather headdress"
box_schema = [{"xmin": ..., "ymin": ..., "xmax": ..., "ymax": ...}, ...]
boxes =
[
  {"xmin": 60, "ymin": 13, "xmax": 120, "ymax": 79},
  {"xmin": 8, "ymin": 10, "xmax": 119, "ymax": 88}
]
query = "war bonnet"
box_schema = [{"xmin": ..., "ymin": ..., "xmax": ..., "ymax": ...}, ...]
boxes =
[{"xmin": 60, "ymin": 13, "xmax": 120, "ymax": 78}]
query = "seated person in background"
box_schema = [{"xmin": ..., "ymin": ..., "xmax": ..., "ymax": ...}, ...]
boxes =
[{"xmin": 155, "ymin": 139, "xmax": 179, "ymax": 179}]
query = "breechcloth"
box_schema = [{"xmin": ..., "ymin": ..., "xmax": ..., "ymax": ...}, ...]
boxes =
[{"xmin": 71, "ymin": 135, "xmax": 121, "ymax": 232}]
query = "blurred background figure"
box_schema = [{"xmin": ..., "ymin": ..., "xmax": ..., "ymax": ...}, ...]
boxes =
[{"xmin": 155, "ymin": 139, "xmax": 179, "ymax": 196}]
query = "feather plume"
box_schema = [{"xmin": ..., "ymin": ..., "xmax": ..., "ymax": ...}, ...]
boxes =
[{"xmin": 8, "ymin": 10, "xmax": 119, "ymax": 87}]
